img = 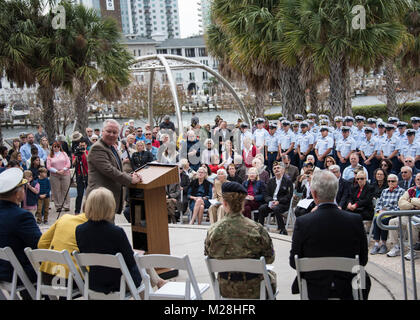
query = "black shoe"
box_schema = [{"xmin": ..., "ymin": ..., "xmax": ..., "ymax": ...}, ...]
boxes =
[
  {"xmin": 413, "ymin": 242, "xmax": 420, "ymax": 251},
  {"xmin": 278, "ymin": 228, "xmax": 288, "ymax": 235}
]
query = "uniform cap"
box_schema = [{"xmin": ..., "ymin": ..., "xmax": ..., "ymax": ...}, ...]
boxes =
[
  {"xmin": 294, "ymin": 114, "xmax": 304, "ymax": 120},
  {"xmin": 255, "ymin": 118, "xmax": 265, "ymax": 124},
  {"xmin": 367, "ymin": 118, "xmax": 377, "ymax": 124},
  {"xmin": 269, "ymin": 123, "xmax": 277, "ymax": 129},
  {"xmin": 307, "ymin": 113, "xmax": 317, "ymax": 118},
  {"xmin": 355, "ymin": 115, "xmax": 366, "ymax": 122},
  {"xmin": 0, "ymin": 168, "xmax": 27, "ymax": 194},
  {"xmin": 410, "ymin": 117, "xmax": 420, "ymax": 123},
  {"xmin": 278, "ymin": 117, "xmax": 286, "ymax": 121},
  {"xmin": 300, "ymin": 121, "xmax": 309, "ymax": 127},
  {"xmin": 341, "ymin": 126, "xmax": 350, "ymax": 131},
  {"xmin": 385, "ymin": 124, "xmax": 396, "ymax": 130},
  {"xmin": 377, "ymin": 122, "xmax": 386, "ymax": 128},
  {"xmin": 388, "ymin": 117, "xmax": 399, "ymax": 123},
  {"xmin": 334, "ymin": 116, "xmax": 344, "ymax": 122},
  {"xmin": 306, "ymin": 119, "xmax": 314, "ymax": 125},
  {"xmin": 320, "ymin": 126, "xmax": 329, "ymax": 132},
  {"xmin": 397, "ymin": 121, "xmax": 408, "ymax": 127},
  {"xmin": 291, "ymin": 121, "xmax": 299, "ymax": 127},
  {"xmin": 406, "ymin": 129, "xmax": 416, "ymax": 135},
  {"xmin": 344, "ymin": 116, "xmax": 355, "ymax": 122},
  {"xmin": 319, "ymin": 119, "xmax": 329, "ymax": 125},
  {"xmin": 364, "ymin": 127, "xmax": 374, "ymax": 134},
  {"xmin": 319, "ymin": 114, "xmax": 329, "ymax": 120},
  {"xmin": 282, "ymin": 120, "xmax": 291, "ymax": 126},
  {"xmin": 240, "ymin": 123, "xmax": 249, "ymax": 128},
  {"xmin": 222, "ymin": 181, "xmax": 248, "ymax": 195}
]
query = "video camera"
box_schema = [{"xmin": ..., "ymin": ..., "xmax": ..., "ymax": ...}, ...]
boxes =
[{"xmin": 74, "ymin": 145, "xmax": 86, "ymax": 157}]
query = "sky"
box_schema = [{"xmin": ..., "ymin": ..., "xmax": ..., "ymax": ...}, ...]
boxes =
[{"xmin": 178, "ymin": 0, "xmax": 201, "ymax": 38}]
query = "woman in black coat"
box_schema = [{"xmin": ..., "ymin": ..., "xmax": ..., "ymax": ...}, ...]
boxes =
[
  {"xmin": 132, "ymin": 141, "xmax": 154, "ymax": 169},
  {"xmin": 346, "ymin": 171, "xmax": 374, "ymax": 220},
  {"xmin": 370, "ymin": 168, "xmax": 388, "ymax": 199}
]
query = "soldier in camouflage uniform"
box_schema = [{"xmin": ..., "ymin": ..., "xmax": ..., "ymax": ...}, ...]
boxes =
[{"xmin": 204, "ymin": 182, "xmax": 276, "ymax": 299}]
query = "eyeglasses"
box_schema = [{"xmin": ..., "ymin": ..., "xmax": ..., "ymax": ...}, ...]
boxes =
[
  {"xmin": 401, "ymin": 171, "xmax": 409, "ymax": 174},
  {"xmin": 387, "ymin": 180, "xmax": 397, "ymax": 183},
  {"xmin": 356, "ymin": 178, "xmax": 366, "ymax": 181},
  {"xmin": 326, "ymin": 160, "xmax": 333, "ymax": 163},
  {"xmin": 53, "ymin": 145, "xmax": 60, "ymax": 148},
  {"xmin": 405, "ymin": 160, "xmax": 413, "ymax": 163},
  {"xmin": 381, "ymin": 164, "xmax": 389, "ymax": 167},
  {"xmin": 145, "ymin": 133, "xmax": 152, "ymax": 135}
]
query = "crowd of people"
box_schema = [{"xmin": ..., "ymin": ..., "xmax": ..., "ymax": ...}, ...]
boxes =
[{"xmin": 0, "ymin": 112, "xmax": 420, "ymax": 300}]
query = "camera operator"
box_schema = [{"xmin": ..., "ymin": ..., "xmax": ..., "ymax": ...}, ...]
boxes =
[{"xmin": 72, "ymin": 141, "xmax": 89, "ymax": 214}]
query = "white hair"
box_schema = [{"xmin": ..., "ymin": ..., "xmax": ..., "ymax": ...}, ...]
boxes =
[
  {"xmin": 402, "ymin": 166, "xmax": 412, "ymax": 174},
  {"xmin": 103, "ymin": 119, "xmax": 120, "ymax": 130},
  {"xmin": 311, "ymin": 170, "xmax": 338, "ymax": 202},
  {"xmin": 388, "ymin": 173, "xmax": 398, "ymax": 181},
  {"xmin": 217, "ymin": 168, "xmax": 227, "ymax": 177},
  {"xmin": 234, "ymin": 155, "xmax": 243, "ymax": 164},
  {"xmin": 329, "ymin": 165, "xmax": 340, "ymax": 172}
]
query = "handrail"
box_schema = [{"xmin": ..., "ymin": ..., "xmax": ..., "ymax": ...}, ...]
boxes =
[{"xmin": 376, "ymin": 210, "xmax": 420, "ymax": 300}]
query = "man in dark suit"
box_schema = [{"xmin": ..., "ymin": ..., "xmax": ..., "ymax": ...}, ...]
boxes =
[
  {"xmin": 0, "ymin": 168, "xmax": 41, "ymax": 298},
  {"xmin": 87, "ymin": 119, "xmax": 142, "ymax": 214},
  {"xmin": 289, "ymin": 170, "xmax": 370, "ymax": 300},
  {"xmin": 257, "ymin": 162, "xmax": 293, "ymax": 234},
  {"xmin": 398, "ymin": 166, "xmax": 415, "ymax": 190},
  {"xmin": 282, "ymin": 154, "xmax": 299, "ymax": 184},
  {"xmin": 329, "ymin": 165, "xmax": 351, "ymax": 209}
]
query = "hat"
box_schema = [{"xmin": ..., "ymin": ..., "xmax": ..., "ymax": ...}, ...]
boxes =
[
  {"xmin": 282, "ymin": 120, "xmax": 291, "ymax": 126},
  {"xmin": 410, "ymin": 117, "xmax": 420, "ymax": 123},
  {"xmin": 320, "ymin": 126, "xmax": 329, "ymax": 132},
  {"xmin": 72, "ymin": 131, "xmax": 83, "ymax": 142},
  {"xmin": 319, "ymin": 114, "xmax": 329, "ymax": 120},
  {"xmin": 91, "ymin": 134, "xmax": 98, "ymax": 140},
  {"xmin": 406, "ymin": 129, "xmax": 416, "ymax": 135},
  {"xmin": 269, "ymin": 123, "xmax": 277, "ymax": 129},
  {"xmin": 300, "ymin": 121, "xmax": 309, "ymax": 127},
  {"xmin": 319, "ymin": 119, "xmax": 329, "ymax": 125},
  {"xmin": 397, "ymin": 121, "xmax": 408, "ymax": 128},
  {"xmin": 385, "ymin": 124, "xmax": 396, "ymax": 130},
  {"xmin": 222, "ymin": 181, "xmax": 248, "ymax": 195},
  {"xmin": 364, "ymin": 127, "xmax": 374, "ymax": 134},
  {"xmin": 145, "ymin": 139, "xmax": 152, "ymax": 144},
  {"xmin": 341, "ymin": 126, "xmax": 350, "ymax": 132},
  {"xmin": 278, "ymin": 117, "xmax": 286, "ymax": 122},
  {"xmin": 334, "ymin": 116, "xmax": 343, "ymax": 122},
  {"xmin": 164, "ymin": 115, "xmax": 170, "ymax": 121},
  {"xmin": 306, "ymin": 119, "xmax": 314, "ymax": 125},
  {"xmin": 377, "ymin": 122, "xmax": 386, "ymax": 128},
  {"xmin": 367, "ymin": 118, "xmax": 377, "ymax": 124},
  {"xmin": 307, "ymin": 113, "xmax": 317, "ymax": 119},
  {"xmin": 0, "ymin": 168, "xmax": 27, "ymax": 194},
  {"xmin": 344, "ymin": 116, "xmax": 354, "ymax": 122},
  {"xmin": 388, "ymin": 117, "xmax": 399, "ymax": 123},
  {"xmin": 19, "ymin": 132, "xmax": 27, "ymax": 138},
  {"xmin": 355, "ymin": 115, "xmax": 366, "ymax": 122},
  {"xmin": 303, "ymin": 161, "xmax": 314, "ymax": 168},
  {"xmin": 294, "ymin": 114, "xmax": 304, "ymax": 120},
  {"xmin": 240, "ymin": 123, "xmax": 249, "ymax": 128},
  {"xmin": 255, "ymin": 118, "xmax": 265, "ymax": 124},
  {"xmin": 292, "ymin": 121, "xmax": 299, "ymax": 127}
]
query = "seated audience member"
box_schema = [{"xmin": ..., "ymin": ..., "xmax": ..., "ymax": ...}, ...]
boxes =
[
  {"xmin": 221, "ymin": 140, "xmax": 235, "ymax": 169},
  {"xmin": 208, "ymin": 169, "xmax": 228, "ymax": 224},
  {"xmin": 201, "ymin": 139, "xmax": 219, "ymax": 166},
  {"xmin": 347, "ymin": 166, "xmax": 367, "ymax": 189},
  {"xmin": 204, "ymin": 182, "xmax": 276, "ymax": 299},
  {"xmin": 132, "ymin": 141, "xmax": 154, "ymax": 169},
  {"xmin": 166, "ymin": 182, "xmax": 181, "ymax": 223},
  {"xmin": 0, "ymin": 168, "xmax": 42, "ymax": 298},
  {"xmin": 242, "ymin": 137, "xmax": 258, "ymax": 168},
  {"xmin": 179, "ymin": 158, "xmax": 196, "ymax": 180},
  {"xmin": 387, "ymin": 173, "xmax": 420, "ymax": 258},
  {"xmin": 329, "ymin": 165, "xmax": 350, "ymax": 210},
  {"xmin": 370, "ymin": 174, "xmax": 405, "ymax": 255},
  {"xmin": 145, "ymin": 140, "xmax": 158, "ymax": 160},
  {"xmin": 295, "ymin": 168, "xmax": 316, "ymax": 217},
  {"xmin": 370, "ymin": 168, "xmax": 388, "ymax": 199},
  {"xmin": 323, "ymin": 156, "xmax": 337, "ymax": 171},
  {"xmin": 342, "ymin": 153, "xmax": 369, "ymax": 181},
  {"xmin": 299, "ymin": 155, "xmax": 320, "ymax": 175},
  {"xmin": 346, "ymin": 171, "xmax": 374, "ymax": 221},
  {"xmin": 252, "ymin": 158, "xmax": 270, "ymax": 185},
  {"xmin": 289, "ymin": 170, "xmax": 370, "ymax": 300},
  {"xmin": 282, "ymin": 154, "xmax": 299, "ymax": 184},
  {"xmin": 257, "ymin": 162, "xmax": 293, "ymax": 234},
  {"xmin": 159, "ymin": 142, "xmax": 178, "ymax": 165},
  {"xmin": 379, "ymin": 158, "xmax": 394, "ymax": 175},
  {"xmin": 202, "ymin": 163, "xmax": 217, "ymax": 184},
  {"xmin": 187, "ymin": 167, "xmax": 213, "ymax": 225},
  {"xmin": 75, "ymin": 188, "xmax": 143, "ymax": 294},
  {"xmin": 398, "ymin": 166, "xmax": 415, "ymax": 190},
  {"xmin": 399, "ymin": 156, "xmax": 419, "ymax": 179},
  {"xmin": 233, "ymin": 154, "xmax": 247, "ymax": 182},
  {"xmin": 179, "ymin": 160, "xmax": 191, "ymax": 213},
  {"xmin": 208, "ymin": 154, "xmax": 225, "ymax": 175},
  {"xmin": 242, "ymin": 167, "xmax": 266, "ymax": 219},
  {"xmin": 226, "ymin": 163, "xmax": 243, "ymax": 184}
]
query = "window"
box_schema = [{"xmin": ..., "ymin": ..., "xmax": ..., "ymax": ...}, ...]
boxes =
[
  {"xmin": 133, "ymin": 49, "xmax": 136, "ymax": 56},
  {"xmin": 185, "ymin": 48, "xmax": 195, "ymax": 57},
  {"xmin": 171, "ymin": 48, "xmax": 182, "ymax": 55},
  {"xmin": 138, "ymin": 49, "xmax": 141, "ymax": 56},
  {"xmin": 198, "ymin": 48, "xmax": 207, "ymax": 57},
  {"xmin": 175, "ymin": 73, "xmax": 182, "ymax": 83},
  {"xmin": 162, "ymin": 74, "xmax": 168, "ymax": 82},
  {"xmin": 157, "ymin": 49, "xmax": 168, "ymax": 54},
  {"xmin": 189, "ymin": 72, "xmax": 195, "ymax": 81},
  {"xmin": 203, "ymin": 72, "xmax": 208, "ymax": 80}
]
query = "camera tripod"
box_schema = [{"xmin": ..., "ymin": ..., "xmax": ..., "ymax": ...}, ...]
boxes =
[{"xmin": 56, "ymin": 154, "xmax": 87, "ymax": 220}]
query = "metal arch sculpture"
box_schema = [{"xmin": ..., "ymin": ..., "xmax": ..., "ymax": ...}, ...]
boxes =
[{"xmin": 130, "ymin": 54, "xmax": 251, "ymax": 131}]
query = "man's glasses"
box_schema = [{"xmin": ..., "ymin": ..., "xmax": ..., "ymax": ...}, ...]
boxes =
[
  {"xmin": 145, "ymin": 133, "xmax": 152, "ymax": 135},
  {"xmin": 405, "ymin": 160, "xmax": 413, "ymax": 163},
  {"xmin": 387, "ymin": 180, "xmax": 397, "ymax": 183},
  {"xmin": 356, "ymin": 178, "xmax": 366, "ymax": 181},
  {"xmin": 401, "ymin": 171, "xmax": 409, "ymax": 174}
]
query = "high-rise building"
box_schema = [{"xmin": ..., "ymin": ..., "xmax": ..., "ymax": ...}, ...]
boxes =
[{"xmin": 198, "ymin": 0, "xmax": 211, "ymax": 34}]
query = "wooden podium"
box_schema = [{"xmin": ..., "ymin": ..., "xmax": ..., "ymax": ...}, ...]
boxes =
[{"xmin": 128, "ymin": 163, "xmax": 180, "ymax": 279}]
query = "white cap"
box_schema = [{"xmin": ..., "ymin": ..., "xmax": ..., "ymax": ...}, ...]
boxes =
[{"xmin": 0, "ymin": 168, "xmax": 27, "ymax": 194}]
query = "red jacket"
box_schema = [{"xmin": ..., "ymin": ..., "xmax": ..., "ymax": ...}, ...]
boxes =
[{"xmin": 242, "ymin": 145, "xmax": 258, "ymax": 168}]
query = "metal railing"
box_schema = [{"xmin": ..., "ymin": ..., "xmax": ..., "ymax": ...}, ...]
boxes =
[{"xmin": 376, "ymin": 210, "xmax": 420, "ymax": 300}]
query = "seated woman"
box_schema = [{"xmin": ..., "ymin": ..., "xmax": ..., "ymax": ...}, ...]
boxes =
[
  {"xmin": 324, "ymin": 156, "xmax": 336, "ymax": 171},
  {"xmin": 370, "ymin": 168, "xmax": 388, "ymax": 199},
  {"xmin": 295, "ymin": 168, "xmax": 316, "ymax": 217},
  {"xmin": 221, "ymin": 140, "xmax": 235, "ymax": 169},
  {"xmin": 242, "ymin": 167, "xmax": 265, "ymax": 219},
  {"xmin": 187, "ymin": 167, "xmax": 213, "ymax": 225},
  {"xmin": 132, "ymin": 141, "xmax": 154, "ymax": 169},
  {"xmin": 226, "ymin": 163, "xmax": 243, "ymax": 184},
  {"xmin": 75, "ymin": 188, "xmax": 146, "ymax": 294},
  {"xmin": 252, "ymin": 158, "xmax": 270, "ymax": 185},
  {"xmin": 201, "ymin": 139, "xmax": 219, "ymax": 166},
  {"xmin": 346, "ymin": 171, "xmax": 374, "ymax": 221},
  {"xmin": 242, "ymin": 137, "xmax": 258, "ymax": 168},
  {"xmin": 208, "ymin": 154, "xmax": 226, "ymax": 175},
  {"xmin": 208, "ymin": 168, "xmax": 228, "ymax": 224}
]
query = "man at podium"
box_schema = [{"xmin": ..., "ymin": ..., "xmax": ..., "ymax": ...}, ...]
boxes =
[{"xmin": 87, "ymin": 119, "xmax": 142, "ymax": 214}]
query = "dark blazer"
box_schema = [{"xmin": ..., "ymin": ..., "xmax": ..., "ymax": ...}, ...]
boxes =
[
  {"xmin": 87, "ymin": 139, "xmax": 132, "ymax": 214},
  {"xmin": 242, "ymin": 180, "xmax": 266, "ymax": 202},
  {"xmin": 131, "ymin": 150, "xmax": 154, "ymax": 169},
  {"xmin": 336, "ymin": 178, "xmax": 351, "ymax": 209},
  {"xmin": 398, "ymin": 178, "xmax": 415, "ymax": 191},
  {"xmin": 290, "ymin": 203, "xmax": 370, "ymax": 300},
  {"xmin": 75, "ymin": 220, "xmax": 142, "ymax": 294},
  {"xmin": 370, "ymin": 181, "xmax": 388, "ymax": 199},
  {"xmin": 285, "ymin": 164, "xmax": 299, "ymax": 184},
  {"xmin": 264, "ymin": 176, "xmax": 293, "ymax": 210},
  {"xmin": 348, "ymin": 184, "xmax": 374, "ymax": 220},
  {"xmin": 0, "ymin": 200, "xmax": 41, "ymax": 283}
]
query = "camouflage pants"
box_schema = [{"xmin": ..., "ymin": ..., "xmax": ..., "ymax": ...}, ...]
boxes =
[{"xmin": 218, "ymin": 270, "xmax": 277, "ymax": 299}]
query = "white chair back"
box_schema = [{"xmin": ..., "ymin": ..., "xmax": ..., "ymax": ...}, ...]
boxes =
[
  {"xmin": 135, "ymin": 254, "xmax": 209, "ymax": 300},
  {"xmin": 72, "ymin": 251, "xmax": 143, "ymax": 300},
  {"xmin": 205, "ymin": 256, "xmax": 276, "ymax": 300},
  {"xmin": 0, "ymin": 247, "xmax": 36, "ymax": 300},
  {"xmin": 294, "ymin": 255, "xmax": 364, "ymax": 300},
  {"xmin": 24, "ymin": 248, "xmax": 84, "ymax": 300}
]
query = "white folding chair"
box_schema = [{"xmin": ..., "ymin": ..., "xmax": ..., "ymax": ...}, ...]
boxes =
[
  {"xmin": 205, "ymin": 256, "xmax": 278, "ymax": 300},
  {"xmin": 294, "ymin": 255, "xmax": 365, "ymax": 300},
  {"xmin": 285, "ymin": 196, "xmax": 296, "ymax": 229},
  {"xmin": 135, "ymin": 254, "xmax": 209, "ymax": 300},
  {"xmin": 24, "ymin": 248, "xmax": 85, "ymax": 300},
  {"xmin": 72, "ymin": 251, "xmax": 144, "ymax": 300},
  {"xmin": 0, "ymin": 247, "xmax": 36, "ymax": 300}
]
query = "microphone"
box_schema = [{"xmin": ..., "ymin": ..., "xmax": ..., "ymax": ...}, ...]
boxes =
[{"xmin": 122, "ymin": 140, "xmax": 135, "ymax": 171}]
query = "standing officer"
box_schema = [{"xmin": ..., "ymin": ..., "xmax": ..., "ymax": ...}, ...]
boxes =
[
  {"xmin": 297, "ymin": 121, "xmax": 315, "ymax": 169},
  {"xmin": 315, "ymin": 126, "xmax": 334, "ymax": 169},
  {"xmin": 379, "ymin": 124, "xmax": 400, "ymax": 172},
  {"xmin": 204, "ymin": 182, "xmax": 276, "ymax": 299},
  {"xmin": 336, "ymin": 126, "xmax": 357, "ymax": 172},
  {"xmin": 279, "ymin": 120, "xmax": 295, "ymax": 159},
  {"xmin": 265, "ymin": 123, "xmax": 281, "ymax": 175},
  {"xmin": 253, "ymin": 118, "xmax": 270, "ymax": 154},
  {"xmin": 360, "ymin": 127, "xmax": 378, "ymax": 179}
]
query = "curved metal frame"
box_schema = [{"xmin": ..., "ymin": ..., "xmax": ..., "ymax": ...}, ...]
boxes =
[{"xmin": 131, "ymin": 54, "xmax": 251, "ymax": 131}]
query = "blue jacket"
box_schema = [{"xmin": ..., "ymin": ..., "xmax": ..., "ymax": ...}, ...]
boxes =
[
  {"xmin": 38, "ymin": 177, "xmax": 51, "ymax": 198},
  {"xmin": 0, "ymin": 200, "xmax": 42, "ymax": 282},
  {"xmin": 242, "ymin": 180, "xmax": 266, "ymax": 202}
]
